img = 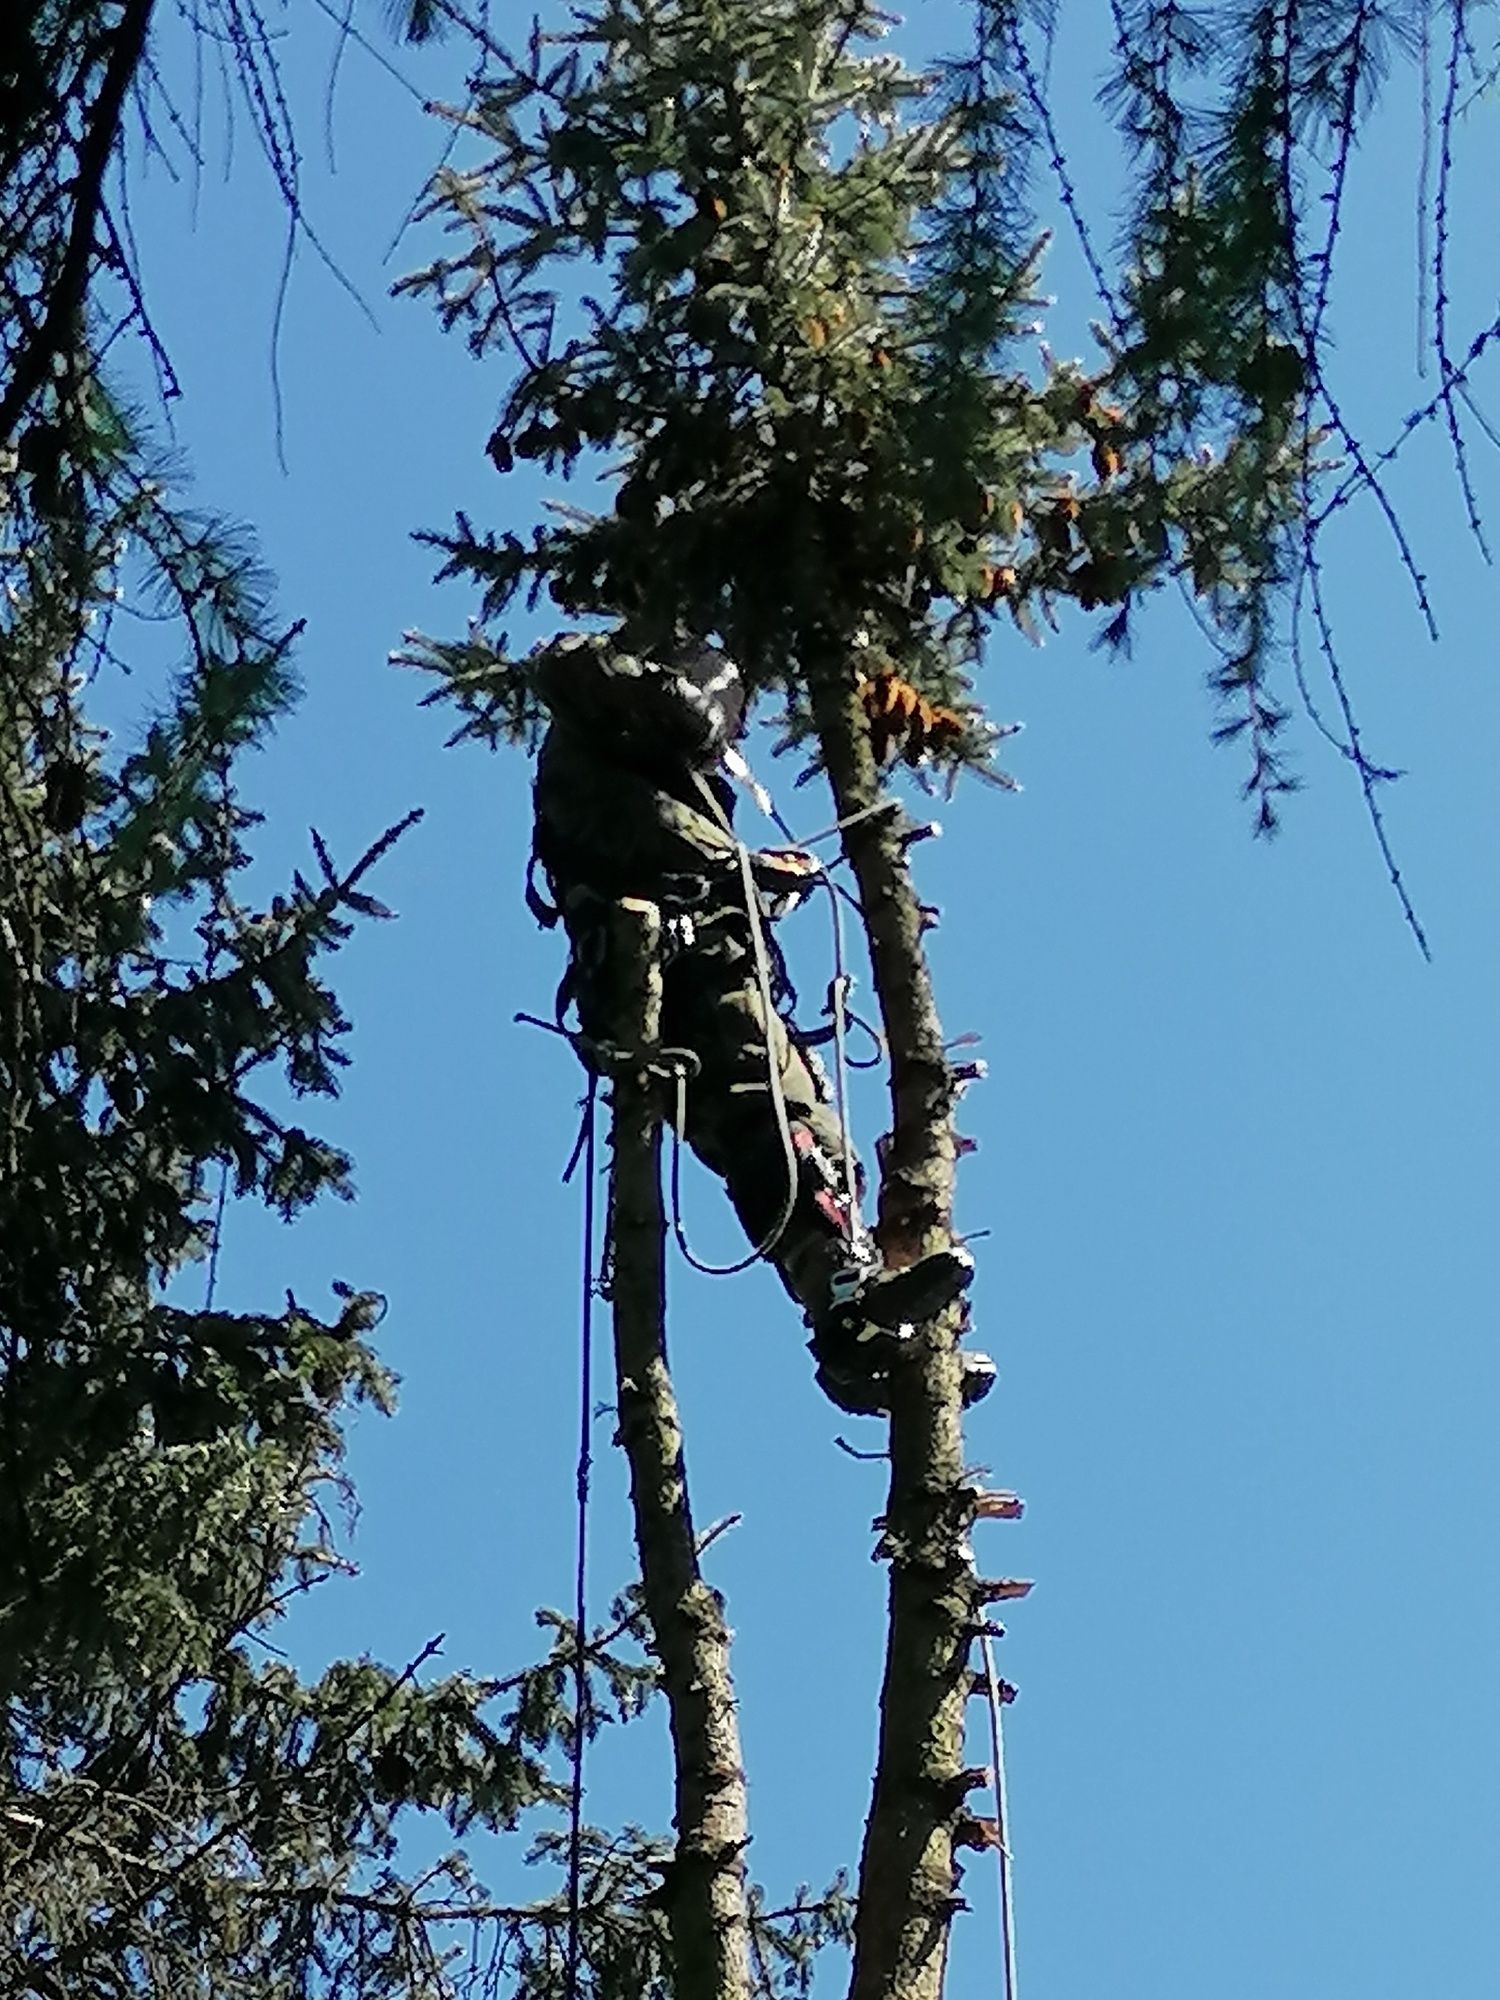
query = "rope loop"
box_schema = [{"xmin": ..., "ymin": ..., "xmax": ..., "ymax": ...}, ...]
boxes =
[{"xmin": 647, "ymin": 1044, "xmax": 702, "ymax": 1087}]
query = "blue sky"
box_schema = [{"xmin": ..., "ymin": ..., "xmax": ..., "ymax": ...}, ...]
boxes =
[{"xmin": 122, "ymin": 6, "xmax": 1500, "ymax": 1996}]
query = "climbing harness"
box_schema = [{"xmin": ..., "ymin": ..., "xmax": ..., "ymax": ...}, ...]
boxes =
[
  {"xmin": 658, "ymin": 787, "xmax": 803, "ymax": 1277},
  {"xmin": 530, "ymin": 764, "xmax": 882, "ymax": 1282},
  {"xmin": 659, "ymin": 767, "xmax": 886, "ymax": 1280}
]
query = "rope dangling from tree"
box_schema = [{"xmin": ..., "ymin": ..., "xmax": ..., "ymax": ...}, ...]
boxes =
[
  {"xmin": 663, "ymin": 768, "xmax": 884, "ymax": 1278},
  {"xmin": 565, "ymin": 1074, "xmax": 599, "ymax": 2000},
  {"xmin": 981, "ymin": 1633, "xmax": 1019, "ymax": 2000}
]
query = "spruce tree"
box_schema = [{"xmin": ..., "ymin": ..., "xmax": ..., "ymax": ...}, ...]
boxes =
[
  {"xmin": 7, "ymin": 5, "xmax": 1494, "ymax": 1999},
  {"xmin": 397, "ymin": 5, "xmax": 1318, "ymax": 1999},
  {"xmin": 0, "ymin": 11, "xmax": 671, "ymax": 1999}
]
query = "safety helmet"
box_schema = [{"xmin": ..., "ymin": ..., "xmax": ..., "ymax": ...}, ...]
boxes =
[{"xmin": 530, "ymin": 632, "xmax": 746, "ymax": 772}]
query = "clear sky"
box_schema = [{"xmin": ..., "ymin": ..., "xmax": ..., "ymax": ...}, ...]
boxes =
[{"xmin": 123, "ymin": 6, "xmax": 1500, "ymax": 1996}]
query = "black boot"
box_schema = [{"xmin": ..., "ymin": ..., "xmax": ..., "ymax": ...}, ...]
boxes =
[
  {"xmin": 811, "ymin": 1245, "xmax": 981, "ymax": 1413},
  {"xmin": 959, "ymin": 1351, "xmax": 997, "ymax": 1406},
  {"xmin": 814, "ymin": 1346, "xmax": 998, "ymax": 1417},
  {"xmin": 814, "ymin": 1360, "xmax": 891, "ymax": 1417},
  {"xmin": 824, "ymin": 1245, "xmax": 974, "ymax": 1338}
]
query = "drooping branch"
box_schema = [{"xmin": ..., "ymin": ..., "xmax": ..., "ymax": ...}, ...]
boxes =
[
  {"xmin": 807, "ymin": 662, "xmax": 983, "ymax": 2000},
  {"xmin": 605, "ymin": 896, "xmax": 752, "ymax": 2000},
  {"xmin": 0, "ymin": 0, "xmax": 156, "ymax": 446}
]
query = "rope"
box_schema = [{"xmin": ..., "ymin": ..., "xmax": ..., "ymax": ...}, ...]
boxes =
[
  {"xmin": 565, "ymin": 1077, "xmax": 599, "ymax": 2000},
  {"xmin": 818, "ymin": 869, "xmax": 867, "ymax": 1259},
  {"xmin": 659, "ymin": 777, "xmax": 804, "ymax": 1279},
  {"xmin": 661, "ymin": 768, "xmax": 878, "ymax": 1274},
  {"xmin": 765, "ymin": 795, "xmax": 893, "ymax": 927},
  {"xmin": 761, "ymin": 794, "xmax": 898, "ymax": 1209},
  {"xmin": 761, "ymin": 790, "xmax": 871, "ymax": 1252},
  {"xmin": 838, "ymin": 1001, "xmax": 885, "ymax": 1070},
  {"xmin": 980, "ymin": 1631, "xmax": 1019, "ymax": 2000},
  {"xmin": 779, "ymin": 797, "xmax": 900, "ymax": 849},
  {"xmin": 664, "ymin": 820, "xmax": 804, "ymax": 1272}
]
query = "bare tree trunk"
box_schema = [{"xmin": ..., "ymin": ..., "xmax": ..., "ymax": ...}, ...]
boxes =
[
  {"xmin": 807, "ymin": 672, "xmax": 983, "ymax": 2000},
  {"xmin": 605, "ymin": 897, "xmax": 753, "ymax": 2000}
]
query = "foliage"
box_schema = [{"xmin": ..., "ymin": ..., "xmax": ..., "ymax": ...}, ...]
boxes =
[
  {"xmin": 398, "ymin": 0, "xmax": 1309, "ymax": 822},
  {"xmin": 0, "ymin": 353, "xmax": 495, "ymax": 1994},
  {"xmin": 1060, "ymin": 0, "xmax": 1495, "ymax": 921},
  {"xmin": 0, "ymin": 420, "xmax": 737, "ymax": 1999},
  {"xmin": 1, "ymin": 11, "xmax": 631, "ymax": 2000}
]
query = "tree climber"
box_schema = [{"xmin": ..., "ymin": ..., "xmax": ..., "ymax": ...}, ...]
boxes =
[{"xmin": 528, "ymin": 630, "xmax": 995, "ymax": 1415}]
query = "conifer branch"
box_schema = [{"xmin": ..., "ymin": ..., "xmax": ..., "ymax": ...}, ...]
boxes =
[
  {"xmin": 605, "ymin": 897, "xmax": 752, "ymax": 2000},
  {"xmin": 0, "ymin": 0, "xmax": 155, "ymax": 447}
]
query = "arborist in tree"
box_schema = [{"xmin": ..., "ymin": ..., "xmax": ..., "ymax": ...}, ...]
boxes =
[{"xmin": 528, "ymin": 630, "xmax": 995, "ymax": 1415}]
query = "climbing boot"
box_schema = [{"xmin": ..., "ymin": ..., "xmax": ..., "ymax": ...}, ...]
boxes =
[
  {"xmin": 813, "ymin": 1345, "xmax": 998, "ymax": 1417},
  {"xmin": 811, "ymin": 1245, "xmax": 979, "ymax": 1412},
  {"xmin": 959, "ymin": 1351, "xmax": 997, "ymax": 1406},
  {"xmin": 825, "ymin": 1245, "xmax": 974, "ymax": 1340},
  {"xmin": 814, "ymin": 1359, "xmax": 890, "ymax": 1418}
]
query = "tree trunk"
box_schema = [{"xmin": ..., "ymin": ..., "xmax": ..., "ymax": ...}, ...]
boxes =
[
  {"xmin": 605, "ymin": 897, "xmax": 753, "ymax": 2000},
  {"xmin": 807, "ymin": 671, "xmax": 983, "ymax": 2000}
]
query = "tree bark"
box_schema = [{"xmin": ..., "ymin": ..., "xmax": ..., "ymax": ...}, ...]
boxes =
[
  {"xmin": 807, "ymin": 670, "xmax": 982, "ymax": 2000},
  {"xmin": 605, "ymin": 897, "xmax": 752, "ymax": 2000}
]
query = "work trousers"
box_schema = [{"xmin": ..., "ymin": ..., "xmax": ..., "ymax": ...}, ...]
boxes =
[{"xmin": 570, "ymin": 899, "xmax": 860, "ymax": 1324}]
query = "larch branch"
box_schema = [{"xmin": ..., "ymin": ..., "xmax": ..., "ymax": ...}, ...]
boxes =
[{"xmin": 0, "ymin": 0, "xmax": 156, "ymax": 446}]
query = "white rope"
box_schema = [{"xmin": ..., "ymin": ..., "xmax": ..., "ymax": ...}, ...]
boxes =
[
  {"xmin": 662, "ymin": 777, "xmax": 803, "ymax": 1277},
  {"xmin": 981, "ymin": 1632, "xmax": 1020, "ymax": 2000},
  {"xmin": 648, "ymin": 765, "xmax": 875, "ymax": 1279},
  {"xmin": 817, "ymin": 856, "xmax": 868, "ymax": 1259}
]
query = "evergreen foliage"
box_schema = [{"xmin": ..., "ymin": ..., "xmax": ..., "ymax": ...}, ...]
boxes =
[
  {"xmin": 2, "ymin": 23, "xmax": 865, "ymax": 1995},
  {"xmin": 0, "ymin": 396, "xmax": 724, "ymax": 1996},
  {"xmin": 0, "ymin": 368, "xmax": 533, "ymax": 1996},
  {"xmin": 5, "ymin": 2, "xmax": 1493, "ymax": 1996},
  {"xmin": 399, "ymin": 0, "xmax": 1307, "ymax": 821},
  {"xmin": 1086, "ymin": 0, "xmax": 1486, "ymax": 913}
]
